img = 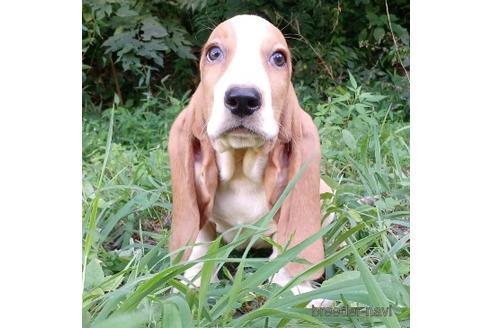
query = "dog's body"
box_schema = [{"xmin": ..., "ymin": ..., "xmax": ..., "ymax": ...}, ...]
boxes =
[{"xmin": 168, "ymin": 15, "xmax": 332, "ymax": 306}]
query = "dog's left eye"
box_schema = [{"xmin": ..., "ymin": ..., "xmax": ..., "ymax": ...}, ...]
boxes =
[
  {"xmin": 206, "ymin": 46, "xmax": 223, "ymax": 62},
  {"xmin": 270, "ymin": 51, "xmax": 286, "ymax": 67}
]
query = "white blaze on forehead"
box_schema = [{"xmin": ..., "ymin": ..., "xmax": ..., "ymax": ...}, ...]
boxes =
[{"xmin": 206, "ymin": 15, "xmax": 278, "ymax": 143}]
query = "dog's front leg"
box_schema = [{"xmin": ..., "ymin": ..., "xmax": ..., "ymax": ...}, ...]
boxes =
[{"xmin": 182, "ymin": 222, "xmax": 219, "ymax": 288}]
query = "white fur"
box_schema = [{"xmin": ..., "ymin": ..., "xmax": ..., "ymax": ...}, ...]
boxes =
[{"xmin": 206, "ymin": 15, "xmax": 278, "ymax": 142}]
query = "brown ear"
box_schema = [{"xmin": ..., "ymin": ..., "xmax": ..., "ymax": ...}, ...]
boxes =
[
  {"xmin": 168, "ymin": 84, "xmax": 218, "ymax": 262},
  {"xmin": 267, "ymin": 85, "xmax": 324, "ymax": 280}
]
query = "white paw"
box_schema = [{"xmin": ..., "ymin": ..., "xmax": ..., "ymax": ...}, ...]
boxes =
[{"xmin": 271, "ymin": 268, "xmax": 334, "ymax": 308}]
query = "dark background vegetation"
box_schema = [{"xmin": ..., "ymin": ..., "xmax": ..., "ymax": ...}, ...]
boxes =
[
  {"xmin": 83, "ymin": 0, "xmax": 409, "ymax": 114},
  {"xmin": 82, "ymin": 1, "xmax": 410, "ymax": 327}
]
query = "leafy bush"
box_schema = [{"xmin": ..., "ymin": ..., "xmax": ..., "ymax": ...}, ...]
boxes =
[
  {"xmin": 83, "ymin": 0, "xmax": 197, "ymax": 109},
  {"xmin": 83, "ymin": 0, "xmax": 409, "ymax": 112}
]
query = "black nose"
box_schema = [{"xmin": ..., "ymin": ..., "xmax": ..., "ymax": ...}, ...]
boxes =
[{"xmin": 224, "ymin": 87, "xmax": 261, "ymax": 117}]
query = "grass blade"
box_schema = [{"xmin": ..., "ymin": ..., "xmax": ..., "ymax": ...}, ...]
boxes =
[
  {"xmin": 197, "ymin": 237, "xmax": 221, "ymax": 322},
  {"xmin": 264, "ymin": 231, "xmax": 385, "ymax": 306},
  {"xmin": 83, "ymin": 101, "xmax": 115, "ymax": 288},
  {"xmin": 349, "ymin": 241, "xmax": 401, "ymax": 328},
  {"xmin": 232, "ymin": 308, "xmax": 326, "ymax": 328}
]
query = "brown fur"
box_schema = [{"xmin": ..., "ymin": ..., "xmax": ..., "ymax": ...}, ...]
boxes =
[{"xmin": 168, "ymin": 16, "xmax": 325, "ymax": 280}]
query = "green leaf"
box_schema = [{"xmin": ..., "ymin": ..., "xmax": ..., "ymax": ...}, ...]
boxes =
[
  {"xmin": 348, "ymin": 208, "xmax": 363, "ymax": 223},
  {"xmin": 197, "ymin": 237, "xmax": 221, "ymax": 322},
  {"xmin": 82, "ymin": 308, "xmax": 90, "ymax": 328},
  {"xmin": 232, "ymin": 308, "xmax": 326, "ymax": 328},
  {"xmin": 373, "ymin": 27, "xmax": 385, "ymax": 42},
  {"xmin": 84, "ymin": 258, "xmax": 105, "ymax": 291},
  {"xmin": 360, "ymin": 92, "xmax": 387, "ymax": 103},
  {"xmin": 348, "ymin": 71, "xmax": 358, "ymax": 89},
  {"xmin": 116, "ymin": 6, "xmax": 138, "ymax": 17},
  {"xmin": 223, "ymin": 248, "xmax": 247, "ymax": 322},
  {"xmin": 161, "ymin": 302, "xmax": 181, "ymax": 328},
  {"xmin": 141, "ymin": 18, "xmax": 168, "ymax": 41},
  {"xmin": 163, "ymin": 296, "xmax": 192, "ymax": 328},
  {"xmin": 342, "ymin": 129, "xmax": 357, "ymax": 150},
  {"xmin": 92, "ymin": 311, "xmax": 149, "ymax": 328},
  {"xmin": 99, "ymin": 272, "xmax": 125, "ymax": 293}
]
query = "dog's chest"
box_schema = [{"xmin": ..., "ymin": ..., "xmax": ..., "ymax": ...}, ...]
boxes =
[{"xmin": 210, "ymin": 149, "xmax": 271, "ymax": 242}]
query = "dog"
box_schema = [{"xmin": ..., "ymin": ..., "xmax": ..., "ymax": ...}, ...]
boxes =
[{"xmin": 168, "ymin": 15, "xmax": 332, "ymax": 307}]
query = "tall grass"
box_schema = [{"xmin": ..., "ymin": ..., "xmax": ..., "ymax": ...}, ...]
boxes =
[{"xmin": 82, "ymin": 76, "xmax": 410, "ymax": 327}]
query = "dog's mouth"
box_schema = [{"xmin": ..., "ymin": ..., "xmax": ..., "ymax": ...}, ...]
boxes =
[
  {"xmin": 212, "ymin": 124, "xmax": 268, "ymax": 151},
  {"xmin": 224, "ymin": 125, "xmax": 258, "ymax": 136}
]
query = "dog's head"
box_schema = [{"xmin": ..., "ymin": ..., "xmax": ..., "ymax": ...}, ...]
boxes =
[{"xmin": 198, "ymin": 15, "xmax": 292, "ymax": 151}]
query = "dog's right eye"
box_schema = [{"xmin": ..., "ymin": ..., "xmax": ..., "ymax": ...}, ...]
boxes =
[{"xmin": 206, "ymin": 46, "xmax": 224, "ymax": 62}]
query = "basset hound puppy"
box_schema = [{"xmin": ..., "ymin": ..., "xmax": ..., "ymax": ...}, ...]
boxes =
[{"xmin": 168, "ymin": 15, "xmax": 333, "ymax": 306}]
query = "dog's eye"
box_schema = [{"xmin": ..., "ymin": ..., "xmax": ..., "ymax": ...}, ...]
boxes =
[
  {"xmin": 270, "ymin": 51, "xmax": 286, "ymax": 67},
  {"xmin": 206, "ymin": 46, "xmax": 223, "ymax": 62}
]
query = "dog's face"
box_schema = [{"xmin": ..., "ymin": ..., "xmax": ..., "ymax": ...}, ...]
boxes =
[{"xmin": 199, "ymin": 15, "xmax": 292, "ymax": 151}]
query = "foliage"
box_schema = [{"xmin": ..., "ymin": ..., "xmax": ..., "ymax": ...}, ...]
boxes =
[
  {"xmin": 82, "ymin": 74, "xmax": 410, "ymax": 326},
  {"xmin": 83, "ymin": 0, "xmax": 197, "ymax": 109},
  {"xmin": 83, "ymin": 0, "xmax": 409, "ymax": 111}
]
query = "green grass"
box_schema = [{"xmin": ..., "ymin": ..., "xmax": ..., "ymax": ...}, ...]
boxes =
[{"xmin": 82, "ymin": 75, "xmax": 410, "ymax": 327}]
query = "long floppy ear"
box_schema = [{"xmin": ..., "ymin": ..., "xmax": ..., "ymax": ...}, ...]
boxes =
[
  {"xmin": 168, "ymin": 84, "xmax": 218, "ymax": 262},
  {"xmin": 266, "ymin": 84, "xmax": 324, "ymax": 280}
]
